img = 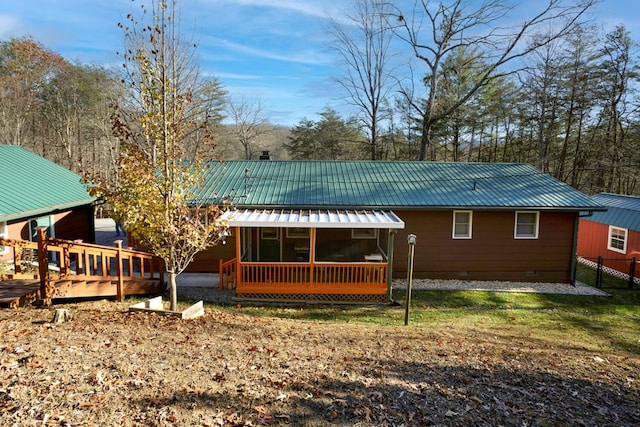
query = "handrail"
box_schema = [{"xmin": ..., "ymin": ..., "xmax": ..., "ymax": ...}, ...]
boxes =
[
  {"xmin": 1, "ymin": 228, "xmax": 164, "ymax": 303},
  {"xmin": 0, "ymin": 238, "xmax": 38, "ymax": 276},
  {"xmin": 220, "ymin": 258, "xmax": 237, "ymax": 289}
]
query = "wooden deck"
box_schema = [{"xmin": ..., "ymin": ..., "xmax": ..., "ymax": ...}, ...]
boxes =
[
  {"xmin": 0, "ymin": 279, "xmax": 40, "ymax": 308},
  {"xmin": 0, "ymin": 276, "xmax": 164, "ymax": 308},
  {"xmin": 0, "ymin": 228, "xmax": 165, "ymax": 308}
]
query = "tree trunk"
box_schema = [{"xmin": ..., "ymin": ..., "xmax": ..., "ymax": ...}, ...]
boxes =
[{"xmin": 168, "ymin": 270, "xmax": 178, "ymax": 311}]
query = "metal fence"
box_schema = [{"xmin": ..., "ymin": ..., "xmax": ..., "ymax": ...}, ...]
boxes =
[{"xmin": 577, "ymin": 256, "xmax": 639, "ymax": 289}]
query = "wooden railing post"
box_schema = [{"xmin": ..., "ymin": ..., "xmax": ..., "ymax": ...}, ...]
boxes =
[
  {"xmin": 84, "ymin": 249, "xmax": 91, "ymax": 276},
  {"xmin": 61, "ymin": 243, "xmax": 71, "ymax": 279},
  {"xmin": 36, "ymin": 227, "xmax": 51, "ymax": 304},
  {"xmin": 14, "ymin": 242, "xmax": 22, "ymax": 274},
  {"xmin": 219, "ymin": 259, "xmax": 224, "ymax": 289},
  {"xmin": 115, "ymin": 240, "xmax": 124, "ymax": 302},
  {"xmin": 309, "ymin": 228, "xmax": 316, "ymax": 287},
  {"xmin": 73, "ymin": 240, "xmax": 84, "ymax": 275}
]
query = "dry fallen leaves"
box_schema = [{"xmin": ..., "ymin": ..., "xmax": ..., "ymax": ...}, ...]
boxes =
[{"xmin": 0, "ymin": 301, "xmax": 638, "ymax": 426}]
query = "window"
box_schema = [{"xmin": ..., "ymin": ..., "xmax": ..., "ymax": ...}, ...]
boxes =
[
  {"xmin": 29, "ymin": 216, "xmax": 53, "ymax": 241},
  {"xmin": 261, "ymin": 227, "xmax": 279, "ymax": 240},
  {"xmin": 286, "ymin": 227, "xmax": 310, "ymax": 238},
  {"xmin": 352, "ymin": 228, "xmax": 377, "ymax": 239},
  {"xmin": 452, "ymin": 211, "xmax": 472, "ymax": 239},
  {"xmin": 607, "ymin": 226, "xmax": 627, "ymax": 254},
  {"xmin": 0, "ymin": 222, "xmax": 7, "ymax": 255},
  {"xmin": 514, "ymin": 211, "xmax": 539, "ymax": 239}
]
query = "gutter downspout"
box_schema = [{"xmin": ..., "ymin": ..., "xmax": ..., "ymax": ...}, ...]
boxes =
[
  {"xmin": 571, "ymin": 211, "xmax": 594, "ymax": 285},
  {"xmin": 387, "ymin": 229, "xmax": 397, "ymax": 303}
]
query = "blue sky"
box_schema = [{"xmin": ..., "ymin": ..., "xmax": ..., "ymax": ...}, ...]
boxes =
[{"xmin": 1, "ymin": 0, "xmax": 638, "ymax": 126}]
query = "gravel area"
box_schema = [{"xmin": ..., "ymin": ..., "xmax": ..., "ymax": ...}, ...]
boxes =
[
  {"xmin": 176, "ymin": 285, "xmax": 236, "ymax": 304},
  {"xmin": 392, "ymin": 278, "xmax": 609, "ymax": 296}
]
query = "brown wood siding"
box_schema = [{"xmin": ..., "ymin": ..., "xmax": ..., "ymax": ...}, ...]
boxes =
[
  {"xmin": 186, "ymin": 241, "xmax": 236, "ymax": 272},
  {"xmin": 54, "ymin": 206, "xmax": 94, "ymax": 242},
  {"xmin": 1, "ymin": 206, "xmax": 94, "ymax": 263},
  {"xmin": 4, "ymin": 206, "xmax": 93, "ymax": 242},
  {"xmin": 392, "ymin": 210, "xmax": 576, "ymax": 283}
]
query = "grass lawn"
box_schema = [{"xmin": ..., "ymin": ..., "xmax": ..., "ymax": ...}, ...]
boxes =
[{"xmin": 227, "ymin": 287, "xmax": 640, "ymax": 355}]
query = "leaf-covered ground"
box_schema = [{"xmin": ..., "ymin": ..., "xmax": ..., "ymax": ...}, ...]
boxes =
[{"xmin": 1, "ymin": 301, "xmax": 638, "ymax": 426}]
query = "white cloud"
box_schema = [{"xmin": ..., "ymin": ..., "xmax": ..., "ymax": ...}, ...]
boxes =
[
  {"xmin": 214, "ymin": 71, "xmax": 264, "ymax": 80},
  {"xmin": 211, "ymin": 37, "xmax": 332, "ymax": 66}
]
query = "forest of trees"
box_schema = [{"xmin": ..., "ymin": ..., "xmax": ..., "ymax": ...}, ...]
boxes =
[{"xmin": 1, "ymin": 0, "xmax": 639, "ymax": 196}]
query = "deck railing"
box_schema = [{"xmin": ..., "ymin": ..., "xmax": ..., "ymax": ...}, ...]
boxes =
[
  {"xmin": 219, "ymin": 257, "xmax": 237, "ymax": 289},
  {"xmin": 236, "ymin": 261, "xmax": 388, "ymax": 295},
  {"xmin": 0, "ymin": 238, "xmax": 38, "ymax": 276},
  {"xmin": 1, "ymin": 227, "xmax": 164, "ymax": 302}
]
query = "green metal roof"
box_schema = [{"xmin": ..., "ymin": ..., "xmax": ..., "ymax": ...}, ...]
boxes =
[
  {"xmin": 197, "ymin": 160, "xmax": 603, "ymax": 211},
  {"xmin": 587, "ymin": 193, "xmax": 640, "ymax": 231},
  {"xmin": 0, "ymin": 146, "xmax": 95, "ymax": 222}
]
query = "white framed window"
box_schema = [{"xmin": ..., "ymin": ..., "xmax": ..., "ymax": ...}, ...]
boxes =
[
  {"xmin": 0, "ymin": 222, "xmax": 8, "ymax": 255},
  {"xmin": 514, "ymin": 211, "xmax": 539, "ymax": 239},
  {"xmin": 607, "ymin": 226, "xmax": 627, "ymax": 254},
  {"xmin": 452, "ymin": 211, "xmax": 472, "ymax": 239}
]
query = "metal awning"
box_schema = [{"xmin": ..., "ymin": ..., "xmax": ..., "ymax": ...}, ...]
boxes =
[{"xmin": 221, "ymin": 209, "xmax": 405, "ymax": 229}]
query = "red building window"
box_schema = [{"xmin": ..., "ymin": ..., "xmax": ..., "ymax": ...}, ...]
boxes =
[{"xmin": 607, "ymin": 226, "xmax": 627, "ymax": 254}]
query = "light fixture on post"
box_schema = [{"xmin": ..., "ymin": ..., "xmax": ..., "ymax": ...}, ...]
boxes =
[{"xmin": 404, "ymin": 234, "xmax": 417, "ymax": 326}]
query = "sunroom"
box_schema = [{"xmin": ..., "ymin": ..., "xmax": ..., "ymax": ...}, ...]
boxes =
[{"xmin": 221, "ymin": 209, "xmax": 405, "ymax": 303}]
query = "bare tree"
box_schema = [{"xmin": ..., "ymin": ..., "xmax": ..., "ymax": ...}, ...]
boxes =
[
  {"xmin": 87, "ymin": 0, "xmax": 228, "ymax": 311},
  {"xmin": 393, "ymin": 0, "xmax": 596, "ymax": 161},
  {"xmin": 596, "ymin": 25, "xmax": 639, "ymax": 194},
  {"xmin": 328, "ymin": 0, "xmax": 395, "ymax": 160},
  {"xmin": 226, "ymin": 96, "xmax": 273, "ymax": 160}
]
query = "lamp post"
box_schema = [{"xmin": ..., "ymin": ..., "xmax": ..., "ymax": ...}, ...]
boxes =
[{"xmin": 404, "ymin": 234, "xmax": 416, "ymax": 326}]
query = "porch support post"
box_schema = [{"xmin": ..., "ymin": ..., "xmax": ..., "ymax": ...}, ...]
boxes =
[
  {"xmin": 309, "ymin": 228, "xmax": 316, "ymax": 286},
  {"xmin": 36, "ymin": 227, "xmax": 51, "ymax": 304},
  {"xmin": 235, "ymin": 226, "xmax": 241, "ymax": 288},
  {"xmin": 115, "ymin": 240, "xmax": 124, "ymax": 302},
  {"xmin": 387, "ymin": 229, "xmax": 397, "ymax": 302},
  {"xmin": 219, "ymin": 258, "xmax": 224, "ymax": 290}
]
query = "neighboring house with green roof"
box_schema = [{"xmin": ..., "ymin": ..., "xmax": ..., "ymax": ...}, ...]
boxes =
[
  {"xmin": 577, "ymin": 193, "xmax": 640, "ymax": 279},
  {"xmin": 0, "ymin": 146, "xmax": 96, "ymax": 261},
  {"xmin": 191, "ymin": 160, "xmax": 604, "ymax": 302}
]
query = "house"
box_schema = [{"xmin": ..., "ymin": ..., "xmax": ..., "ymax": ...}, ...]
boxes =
[
  {"xmin": 577, "ymin": 193, "xmax": 640, "ymax": 280},
  {"xmin": 0, "ymin": 146, "xmax": 96, "ymax": 263},
  {"xmin": 191, "ymin": 160, "xmax": 603, "ymax": 302}
]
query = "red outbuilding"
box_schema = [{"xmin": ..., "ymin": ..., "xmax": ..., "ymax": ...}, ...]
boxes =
[{"xmin": 577, "ymin": 193, "xmax": 640, "ymax": 283}]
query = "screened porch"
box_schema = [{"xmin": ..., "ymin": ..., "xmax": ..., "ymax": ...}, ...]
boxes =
[{"xmin": 221, "ymin": 209, "xmax": 405, "ymax": 301}]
